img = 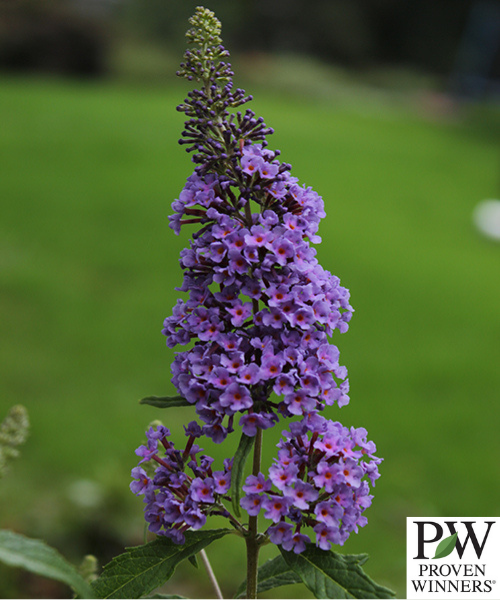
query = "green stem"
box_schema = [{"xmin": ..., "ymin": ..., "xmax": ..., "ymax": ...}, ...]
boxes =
[
  {"xmin": 244, "ymin": 196, "xmax": 253, "ymax": 225},
  {"xmin": 245, "ymin": 427, "xmax": 263, "ymax": 599}
]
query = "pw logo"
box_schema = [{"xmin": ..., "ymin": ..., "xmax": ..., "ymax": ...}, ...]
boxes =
[
  {"xmin": 414, "ymin": 521, "xmax": 495, "ymax": 560},
  {"xmin": 407, "ymin": 517, "xmax": 500, "ymax": 599}
]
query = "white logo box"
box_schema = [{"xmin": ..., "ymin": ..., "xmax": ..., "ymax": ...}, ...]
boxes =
[{"xmin": 407, "ymin": 517, "xmax": 500, "ymax": 599}]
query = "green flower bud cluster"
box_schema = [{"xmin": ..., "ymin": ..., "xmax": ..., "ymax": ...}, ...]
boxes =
[
  {"xmin": 0, "ymin": 405, "xmax": 29, "ymax": 478},
  {"xmin": 177, "ymin": 6, "xmax": 232, "ymax": 85}
]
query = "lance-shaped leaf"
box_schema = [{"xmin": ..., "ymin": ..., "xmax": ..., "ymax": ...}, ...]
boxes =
[
  {"xmin": 0, "ymin": 529, "xmax": 95, "ymax": 599},
  {"xmin": 188, "ymin": 554, "xmax": 199, "ymax": 568},
  {"xmin": 234, "ymin": 554, "xmax": 302, "ymax": 598},
  {"xmin": 230, "ymin": 432, "xmax": 255, "ymax": 518},
  {"xmin": 433, "ymin": 533, "xmax": 458, "ymax": 560},
  {"xmin": 147, "ymin": 595, "xmax": 187, "ymax": 599},
  {"xmin": 91, "ymin": 529, "xmax": 231, "ymax": 599},
  {"xmin": 139, "ymin": 396, "xmax": 191, "ymax": 409},
  {"xmin": 280, "ymin": 546, "xmax": 395, "ymax": 599}
]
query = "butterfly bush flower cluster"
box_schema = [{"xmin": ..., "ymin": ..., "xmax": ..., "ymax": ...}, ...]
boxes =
[
  {"xmin": 131, "ymin": 7, "xmax": 381, "ymax": 556},
  {"xmin": 163, "ymin": 128, "xmax": 353, "ymax": 444},
  {"xmin": 131, "ymin": 422, "xmax": 236, "ymax": 543},
  {"xmin": 241, "ymin": 416, "xmax": 381, "ymax": 553}
]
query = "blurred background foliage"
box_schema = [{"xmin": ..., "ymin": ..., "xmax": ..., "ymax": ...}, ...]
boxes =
[{"xmin": 1, "ymin": 0, "xmax": 499, "ymax": 598}]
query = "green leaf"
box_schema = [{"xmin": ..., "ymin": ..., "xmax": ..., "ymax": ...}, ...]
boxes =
[
  {"xmin": 234, "ymin": 554, "xmax": 302, "ymax": 598},
  {"xmin": 280, "ymin": 546, "xmax": 396, "ymax": 599},
  {"xmin": 433, "ymin": 533, "xmax": 458, "ymax": 560},
  {"xmin": 147, "ymin": 595, "xmax": 187, "ymax": 599},
  {"xmin": 139, "ymin": 396, "xmax": 191, "ymax": 409},
  {"xmin": 188, "ymin": 554, "xmax": 198, "ymax": 569},
  {"xmin": 0, "ymin": 529, "xmax": 95, "ymax": 599},
  {"xmin": 91, "ymin": 529, "xmax": 231, "ymax": 599},
  {"xmin": 230, "ymin": 432, "xmax": 255, "ymax": 518}
]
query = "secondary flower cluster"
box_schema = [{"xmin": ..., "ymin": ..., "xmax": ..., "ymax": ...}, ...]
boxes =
[
  {"xmin": 241, "ymin": 416, "xmax": 381, "ymax": 553},
  {"xmin": 163, "ymin": 144, "xmax": 353, "ymax": 443},
  {"xmin": 130, "ymin": 423, "xmax": 234, "ymax": 543}
]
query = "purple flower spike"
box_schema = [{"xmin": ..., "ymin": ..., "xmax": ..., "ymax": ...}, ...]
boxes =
[
  {"xmin": 165, "ymin": 131, "xmax": 353, "ymax": 435},
  {"xmin": 131, "ymin": 423, "xmax": 235, "ymax": 542},
  {"xmin": 243, "ymin": 419, "xmax": 382, "ymax": 553},
  {"xmin": 132, "ymin": 6, "xmax": 382, "ymax": 555}
]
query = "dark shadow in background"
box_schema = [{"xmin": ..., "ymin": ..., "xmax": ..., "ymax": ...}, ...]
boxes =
[{"xmin": 0, "ymin": 0, "xmax": 499, "ymax": 100}]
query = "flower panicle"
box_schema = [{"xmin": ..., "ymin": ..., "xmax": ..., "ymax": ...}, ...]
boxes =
[
  {"xmin": 132, "ymin": 7, "xmax": 381, "ymax": 558},
  {"xmin": 241, "ymin": 416, "xmax": 382, "ymax": 554},
  {"xmin": 163, "ymin": 138, "xmax": 352, "ymax": 445},
  {"xmin": 131, "ymin": 423, "xmax": 241, "ymax": 542}
]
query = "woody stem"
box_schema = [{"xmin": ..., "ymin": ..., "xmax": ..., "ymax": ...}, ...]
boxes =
[{"xmin": 245, "ymin": 427, "xmax": 263, "ymax": 598}]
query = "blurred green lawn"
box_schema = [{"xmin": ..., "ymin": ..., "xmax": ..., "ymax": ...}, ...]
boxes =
[{"xmin": 1, "ymin": 75, "xmax": 499, "ymax": 599}]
